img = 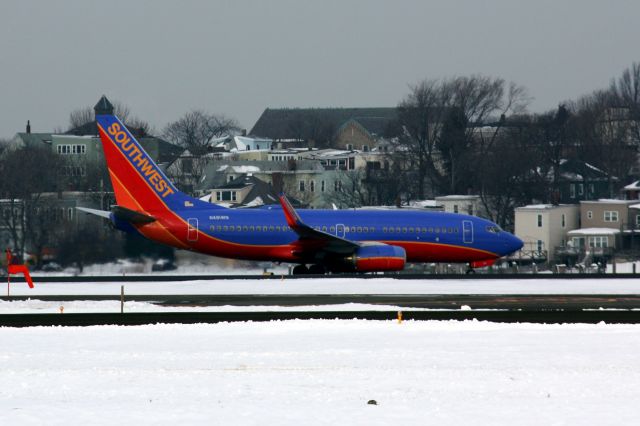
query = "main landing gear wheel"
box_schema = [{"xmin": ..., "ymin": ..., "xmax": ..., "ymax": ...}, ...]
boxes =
[
  {"xmin": 308, "ymin": 264, "xmax": 326, "ymax": 275},
  {"xmin": 292, "ymin": 264, "xmax": 309, "ymax": 275}
]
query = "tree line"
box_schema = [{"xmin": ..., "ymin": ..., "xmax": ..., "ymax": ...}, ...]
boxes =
[{"xmin": 1, "ymin": 63, "xmax": 640, "ymax": 266}]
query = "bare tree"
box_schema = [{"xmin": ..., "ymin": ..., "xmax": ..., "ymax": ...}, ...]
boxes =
[
  {"xmin": 395, "ymin": 75, "xmax": 529, "ymax": 199},
  {"xmin": 0, "ymin": 146, "xmax": 65, "ymax": 266},
  {"xmin": 163, "ymin": 110, "xmax": 240, "ymax": 155}
]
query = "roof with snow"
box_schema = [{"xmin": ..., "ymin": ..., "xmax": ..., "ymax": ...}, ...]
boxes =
[
  {"xmin": 515, "ymin": 204, "xmax": 578, "ymax": 211},
  {"xmin": 624, "ymin": 181, "xmax": 640, "ymax": 190},
  {"xmin": 567, "ymin": 228, "xmax": 620, "ymax": 236},
  {"xmin": 548, "ymin": 158, "xmax": 613, "ymax": 182}
]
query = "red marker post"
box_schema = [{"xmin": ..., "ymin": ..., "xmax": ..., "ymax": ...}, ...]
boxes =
[{"xmin": 5, "ymin": 248, "xmax": 34, "ymax": 297}]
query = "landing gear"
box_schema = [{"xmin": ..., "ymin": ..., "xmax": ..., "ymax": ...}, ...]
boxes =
[
  {"xmin": 308, "ymin": 264, "xmax": 326, "ymax": 275},
  {"xmin": 291, "ymin": 264, "xmax": 326, "ymax": 275},
  {"xmin": 292, "ymin": 264, "xmax": 309, "ymax": 275}
]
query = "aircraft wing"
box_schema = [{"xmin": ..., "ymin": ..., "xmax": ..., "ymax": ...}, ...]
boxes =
[{"xmin": 279, "ymin": 195, "xmax": 359, "ymax": 255}]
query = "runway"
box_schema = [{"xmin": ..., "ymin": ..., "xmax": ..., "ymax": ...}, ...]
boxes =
[{"xmin": 3, "ymin": 275, "xmax": 640, "ymax": 326}]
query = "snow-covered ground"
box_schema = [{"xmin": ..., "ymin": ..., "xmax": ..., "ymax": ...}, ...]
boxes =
[{"xmin": 2, "ymin": 320, "xmax": 640, "ymax": 425}]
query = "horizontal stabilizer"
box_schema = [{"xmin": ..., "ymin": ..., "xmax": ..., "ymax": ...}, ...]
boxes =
[
  {"xmin": 76, "ymin": 206, "xmax": 156, "ymax": 224},
  {"xmin": 111, "ymin": 206, "xmax": 156, "ymax": 224},
  {"xmin": 75, "ymin": 207, "xmax": 111, "ymax": 219}
]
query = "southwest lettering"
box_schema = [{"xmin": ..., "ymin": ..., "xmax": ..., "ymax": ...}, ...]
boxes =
[
  {"xmin": 140, "ymin": 161, "xmax": 155, "ymax": 177},
  {"xmin": 105, "ymin": 120, "xmax": 175, "ymax": 199}
]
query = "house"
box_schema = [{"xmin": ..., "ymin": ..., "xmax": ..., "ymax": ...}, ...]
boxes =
[
  {"xmin": 514, "ymin": 204, "xmax": 580, "ymax": 263},
  {"xmin": 579, "ymin": 199, "xmax": 637, "ymax": 230},
  {"xmin": 206, "ymin": 175, "xmax": 280, "ymax": 208},
  {"xmin": 249, "ymin": 107, "xmax": 398, "ymax": 150},
  {"xmin": 623, "ymin": 180, "xmax": 640, "ymax": 200},
  {"xmin": 435, "ymin": 195, "xmax": 485, "ymax": 217},
  {"xmin": 551, "ymin": 159, "xmax": 613, "ymax": 203},
  {"xmin": 578, "ymin": 199, "xmax": 640, "ymax": 252}
]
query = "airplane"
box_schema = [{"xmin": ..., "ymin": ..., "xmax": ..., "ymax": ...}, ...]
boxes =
[{"xmin": 78, "ymin": 102, "xmax": 523, "ymax": 274}]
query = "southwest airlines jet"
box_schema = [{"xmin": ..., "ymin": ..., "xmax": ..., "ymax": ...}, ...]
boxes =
[{"xmin": 79, "ymin": 107, "xmax": 523, "ymax": 274}]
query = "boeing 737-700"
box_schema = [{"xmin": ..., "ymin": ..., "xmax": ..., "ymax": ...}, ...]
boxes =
[{"xmin": 79, "ymin": 100, "xmax": 523, "ymax": 274}]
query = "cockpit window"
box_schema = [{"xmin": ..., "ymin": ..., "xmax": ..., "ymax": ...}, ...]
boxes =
[{"xmin": 486, "ymin": 225, "xmax": 501, "ymax": 234}]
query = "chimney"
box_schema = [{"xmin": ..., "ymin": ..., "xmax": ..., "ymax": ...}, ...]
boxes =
[{"xmin": 26, "ymin": 120, "xmax": 31, "ymax": 134}]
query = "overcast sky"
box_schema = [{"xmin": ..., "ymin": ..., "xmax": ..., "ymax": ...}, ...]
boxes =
[{"xmin": 1, "ymin": 0, "xmax": 639, "ymax": 139}]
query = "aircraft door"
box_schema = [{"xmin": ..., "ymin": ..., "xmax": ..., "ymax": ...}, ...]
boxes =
[
  {"xmin": 187, "ymin": 218, "xmax": 198, "ymax": 242},
  {"xmin": 336, "ymin": 224, "xmax": 345, "ymax": 238},
  {"xmin": 462, "ymin": 220, "xmax": 473, "ymax": 244}
]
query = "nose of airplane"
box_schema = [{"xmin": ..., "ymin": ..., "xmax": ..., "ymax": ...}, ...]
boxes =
[{"xmin": 503, "ymin": 233, "xmax": 524, "ymax": 255}]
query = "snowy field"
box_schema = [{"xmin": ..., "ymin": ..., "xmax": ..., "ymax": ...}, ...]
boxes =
[{"xmin": 2, "ymin": 320, "xmax": 640, "ymax": 425}]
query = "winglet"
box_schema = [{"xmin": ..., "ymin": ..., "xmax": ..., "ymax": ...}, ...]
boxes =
[{"xmin": 279, "ymin": 194, "xmax": 303, "ymax": 229}]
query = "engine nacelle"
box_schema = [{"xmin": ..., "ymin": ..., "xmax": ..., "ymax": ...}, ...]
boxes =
[{"xmin": 349, "ymin": 244, "xmax": 406, "ymax": 272}]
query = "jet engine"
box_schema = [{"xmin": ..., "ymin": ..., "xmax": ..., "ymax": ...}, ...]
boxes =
[{"xmin": 347, "ymin": 244, "xmax": 406, "ymax": 272}]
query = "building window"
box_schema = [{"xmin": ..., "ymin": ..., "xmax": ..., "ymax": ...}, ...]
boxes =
[
  {"xmin": 578, "ymin": 184, "xmax": 584, "ymax": 196},
  {"xmin": 604, "ymin": 211, "xmax": 619, "ymax": 222},
  {"xmin": 299, "ymin": 180, "xmax": 305, "ymax": 192},
  {"xmin": 588, "ymin": 184, "xmax": 595, "ymax": 196},
  {"xmin": 467, "ymin": 205, "xmax": 473, "ymax": 215},
  {"xmin": 334, "ymin": 181, "xmax": 342, "ymax": 192},
  {"xmin": 310, "ymin": 180, "xmax": 315, "ymax": 193},
  {"xmin": 362, "ymin": 145, "xmax": 369, "ymax": 152},
  {"xmin": 587, "ymin": 211, "xmax": 593, "ymax": 219},
  {"xmin": 453, "ymin": 205, "xmax": 458, "ymax": 214},
  {"xmin": 561, "ymin": 214, "xmax": 566, "ymax": 228},
  {"xmin": 570, "ymin": 184, "xmax": 576, "ymax": 198},
  {"xmin": 537, "ymin": 240, "xmax": 544, "ymax": 253},
  {"xmin": 589, "ymin": 236, "xmax": 608, "ymax": 248},
  {"xmin": 346, "ymin": 144, "xmax": 353, "ymax": 150},
  {"xmin": 321, "ymin": 180, "xmax": 325, "ymax": 192},
  {"xmin": 56, "ymin": 144, "xmax": 86, "ymax": 155},
  {"xmin": 636, "ymin": 215, "xmax": 640, "ymax": 226},
  {"xmin": 537, "ymin": 214, "xmax": 543, "ymax": 227}
]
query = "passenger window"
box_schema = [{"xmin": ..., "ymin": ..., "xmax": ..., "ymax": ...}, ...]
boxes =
[
  {"xmin": 322, "ymin": 226, "xmax": 327, "ymax": 231},
  {"xmin": 435, "ymin": 227, "xmax": 440, "ymax": 233},
  {"xmin": 421, "ymin": 227, "xmax": 427, "ymax": 233},
  {"xmin": 223, "ymin": 226, "xmax": 229, "ymax": 231},
  {"xmin": 428, "ymin": 227, "xmax": 433, "ymax": 233},
  {"xmin": 363, "ymin": 227, "xmax": 368, "ymax": 233},
  {"xmin": 263, "ymin": 226, "xmax": 268, "ymax": 232},
  {"xmin": 243, "ymin": 226, "xmax": 248, "ymax": 231},
  {"xmin": 276, "ymin": 226, "xmax": 281, "ymax": 231},
  {"xmin": 269, "ymin": 226, "xmax": 274, "ymax": 231},
  {"xmin": 396, "ymin": 227, "xmax": 401, "ymax": 233},
  {"xmin": 217, "ymin": 225, "xmax": 222, "ymax": 231},
  {"xmin": 409, "ymin": 227, "xmax": 414, "ymax": 233},
  {"xmin": 370, "ymin": 227, "xmax": 375, "ymax": 232},
  {"xmin": 330, "ymin": 226, "xmax": 336, "ymax": 232},
  {"xmin": 351, "ymin": 227, "xmax": 356, "ymax": 232},
  {"xmin": 441, "ymin": 228, "xmax": 446, "ymax": 234},
  {"xmin": 389, "ymin": 227, "xmax": 394, "ymax": 233},
  {"xmin": 209, "ymin": 225, "xmax": 215, "ymax": 231},
  {"xmin": 402, "ymin": 227, "xmax": 407, "ymax": 233},
  {"xmin": 383, "ymin": 227, "xmax": 388, "ymax": 233},
  {"xmin": 250, "ymin": 226, "xmax": 255, "ymax": 231},
  {"xmin": 229, "ymin": 226, "xmax": 235, "ymax": 232}
]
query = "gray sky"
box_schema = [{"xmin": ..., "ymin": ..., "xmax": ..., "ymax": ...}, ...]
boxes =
[{"xmin": 1, "ymin": 0, "xmax": 639, "ymax": 139}]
